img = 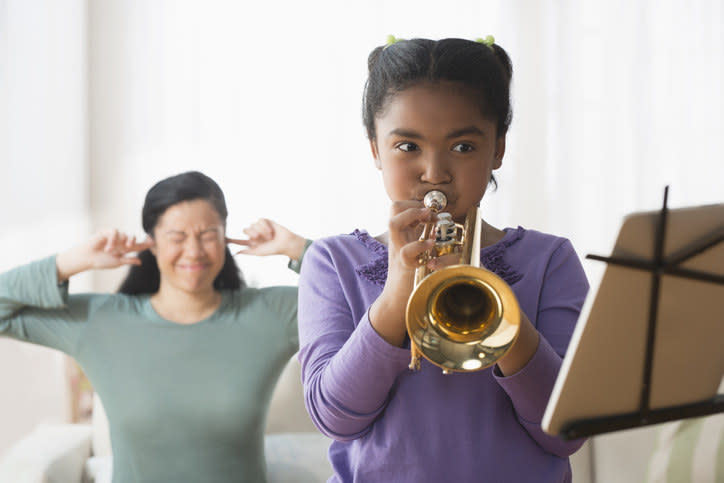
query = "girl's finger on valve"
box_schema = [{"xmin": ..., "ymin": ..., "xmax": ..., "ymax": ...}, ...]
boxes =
[
  {"xmin": 427, "ymin": 253, "xmax": 459, "ymax": 271},
  {"xmin": 399, "ymin": 239, "xmax": 435, "ymax": 268},
  {"xmin": 389, "ymin": 200, "xmax": 424, "ymax": 216},
  {"xmin": 389, "ymin": 206, "xmax": 434, "ymax": 231}
]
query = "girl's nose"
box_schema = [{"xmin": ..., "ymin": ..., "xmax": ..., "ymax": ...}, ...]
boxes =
[{"xmin": 421, "ymin": 153, "xmax": 451, "ymax": 184}]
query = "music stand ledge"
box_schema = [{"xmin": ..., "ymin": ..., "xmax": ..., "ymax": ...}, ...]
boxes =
[{"xmin": 542, "ymin": 187, "xmax": 724, "ymax": 440}]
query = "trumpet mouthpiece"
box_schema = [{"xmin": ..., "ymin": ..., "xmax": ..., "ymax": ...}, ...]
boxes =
[{"xmin": 423, "ymin": 191, "xmax": 447, "ymax": 211}]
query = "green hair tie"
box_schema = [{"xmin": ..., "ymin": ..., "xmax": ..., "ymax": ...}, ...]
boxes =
[
  {"xmin": 385, "ymin": 34, "xmax": 406, "ymax": 48},
  {"xmin": 475, "ymin": 35, "xmax": 496, "ymax": 50},
  {"xmin": 386, "ymin": 35, "xmax": 495, "ymax": 50}
]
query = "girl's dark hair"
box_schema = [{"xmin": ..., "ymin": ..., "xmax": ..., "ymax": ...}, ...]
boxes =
[
  {"xmin": 362, "ymin": 38, "xmax": 513, "ymax": 189},
  {"xmin": 363, "ymin": 38, "xmax": 513, "ymax": 141},
  {"xmin": 118, "ymin": 171, "xmax": 244, "ymax": 295}
]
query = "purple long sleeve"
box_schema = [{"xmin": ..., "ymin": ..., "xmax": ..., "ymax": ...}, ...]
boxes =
[{"xmin": 298, "ymin": 227, "xmax": 589, "ymax": 483}]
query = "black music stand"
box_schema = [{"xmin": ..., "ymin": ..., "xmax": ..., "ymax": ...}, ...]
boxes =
[{"xmin": 542, "ymin": 187, "xmax": 724, "ymax": 439}]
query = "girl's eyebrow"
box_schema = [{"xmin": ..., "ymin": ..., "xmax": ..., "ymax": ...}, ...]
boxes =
[
  {"xmin": 447, "ymin": 126, "xmax": 485, "ymax": 138},
  {"xmin": 387, "ymin": 126, "xmax": 485, "ymax": 139},
  {"xmin": 387, "ymin": 128, "xmax": 423, "ymax": 139}
]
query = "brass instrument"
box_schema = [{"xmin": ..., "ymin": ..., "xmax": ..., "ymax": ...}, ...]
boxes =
[{"xmin": 406, "ymin": 191, "xmax": 521, "ymax": 374}]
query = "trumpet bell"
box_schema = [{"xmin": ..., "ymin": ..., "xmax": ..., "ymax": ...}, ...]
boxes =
[{"xmin": 406, "ymin": 264, "xmax": 521, "ymax": 372}]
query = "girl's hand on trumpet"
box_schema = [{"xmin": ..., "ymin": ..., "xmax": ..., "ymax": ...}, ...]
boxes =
[
  {"xmin": 369, "ymin": 201, "xmax": 438, "ymax": 347},
  {"xmin": 227, "ymin": 218, "xmax": 307, "ymax": 261},
  {"xmin": 386, "ymin": 201, "xmax": 436, "ymax": 270}
]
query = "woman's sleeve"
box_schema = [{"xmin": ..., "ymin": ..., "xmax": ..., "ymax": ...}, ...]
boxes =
[
  {"xmin": 267, "ymin": 239, "xmax": 313, "ymax": 353},
  {"xmin": 494, "ymin": 239, "xmax": 590, "ymax": 457},
  {"xmin": 297, "ymin": 242, "xmax": 410, "ymax": 441},
  {"xmin": 287, "ymin": 239, "xmax": 313, "ymax": 275},
  {"xmin": 262, "ymin": 285, "xmax": 300, "ymax": 355},
  {"xmin": 0, "ymin": 256, "xmax": 89, "ymax": 355}
]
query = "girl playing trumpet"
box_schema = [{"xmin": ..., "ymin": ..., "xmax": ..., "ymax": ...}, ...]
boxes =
[{"xmin": 297, "ymin": 37, "xmax": 590, "ymax": 482}]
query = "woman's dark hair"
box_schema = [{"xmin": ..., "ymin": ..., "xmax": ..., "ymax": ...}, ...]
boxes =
[
  {"xmin": 362, "ymin": 38, "xmax": 513, "ymax": 188},
  {"xmin": 118, "ymin": 171, "xmax": 244, "ymax": 295}
]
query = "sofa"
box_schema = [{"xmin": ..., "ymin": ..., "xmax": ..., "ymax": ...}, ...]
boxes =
[{"xmin": 1, "ymin": 356, "xmax": 721, "ymax": 482}]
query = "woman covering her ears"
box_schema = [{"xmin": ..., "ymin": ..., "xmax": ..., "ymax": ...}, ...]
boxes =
[{"xmin": 1, "ymin": 171, "xmax": 311, "ymax": 483}]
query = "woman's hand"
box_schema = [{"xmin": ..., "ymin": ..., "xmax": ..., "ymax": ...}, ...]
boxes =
[
  {"xmin": 226, "ymin": 218, "xmax": 306, "ymax": 261},
  {"xmin": 56, "ymin": 230, "xmax": 153, "ymax": 282}
]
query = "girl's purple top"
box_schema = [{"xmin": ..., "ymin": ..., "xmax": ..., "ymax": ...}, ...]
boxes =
[{"xmin": 298, "ymin": 227, "xmax": 589, "ymax": 483}]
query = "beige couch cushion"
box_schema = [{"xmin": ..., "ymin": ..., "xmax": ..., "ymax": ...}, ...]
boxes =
[
  {"xmin": 646, "ymin": 414, "xmax": 723, "ymax": 483},
  {"xmin": 0, "ymin": 424, "xmax": 92, "ymax": 483},
  {"xmin": 266, "ymin": 356, "xmax": 317, "ymax": 434},
  {"xmin": 592, "ymin": 425, "xmax": 661, "ymax": 483}
]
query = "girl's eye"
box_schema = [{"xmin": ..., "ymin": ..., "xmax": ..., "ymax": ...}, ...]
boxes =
[
  {"xmin": 452, "ymin": 143, "xmax": 474, "ymax": 153},
  {"xmin": 396, "ymin": 142, "xmax": 419, "ymax": 152}
]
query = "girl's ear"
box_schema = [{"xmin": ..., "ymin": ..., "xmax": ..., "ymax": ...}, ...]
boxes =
[
  {"xmin": 369, "ymin": 139, "xmax": 382, "ymax": 170},
  {"xmin": 493, "ymin": 136, "xmax": 506, "ymax": 170}
]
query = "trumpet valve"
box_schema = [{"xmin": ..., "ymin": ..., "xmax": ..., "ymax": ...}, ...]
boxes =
[{"xmin": 435, "ymin": 213, "xmax": 456, "ymax": 242}]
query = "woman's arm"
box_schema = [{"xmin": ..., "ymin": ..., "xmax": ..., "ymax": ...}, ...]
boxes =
[
  {"xmin": 227, "ymin": 218, "xmax": 307, "ymax": 263},
  {"xmin": 56, "ymin": 229, "xmax": 151, "ymax": 282},
  {"xmin": 230, "ymin": 218, "xmax": 313, "ymax": 351},
  {"xmin": 1, "ymin": 256, "xmax": 88, "ymax": 354},
  {"xmin": 1, "ymin": 230, "xmax": 151, "ymax": 353}
]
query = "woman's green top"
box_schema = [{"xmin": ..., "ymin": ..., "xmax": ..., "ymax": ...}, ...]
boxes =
[{"xmin": 0, "ymin": 255, "xmax": 303, "ymax": 483}]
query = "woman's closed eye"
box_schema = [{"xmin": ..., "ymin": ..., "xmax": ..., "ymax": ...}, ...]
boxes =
[{"xmin": 201, "ymin": 233, "xmax": 219, "ymax": 242}]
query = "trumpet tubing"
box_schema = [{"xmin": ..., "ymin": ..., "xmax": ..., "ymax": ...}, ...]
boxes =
[{"xmin": 405, "ymin": 191, "xmax": 521, "ymax": 374}]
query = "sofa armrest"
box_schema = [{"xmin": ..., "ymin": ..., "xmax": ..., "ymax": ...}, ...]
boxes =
[
  {"xmin": 265, "ymin": 432, "xmax": 333, "ymax": 483},
  {"xmin": 570, "ymin": 439, "xmax": 593, "ymax": 483},
  {"xmin": 0, "ymin": 423, "xmax": 92, "ymax": 483},
  {"xmin": 591, "ymin": 425, "xmax": 660, "ymax": 483}
]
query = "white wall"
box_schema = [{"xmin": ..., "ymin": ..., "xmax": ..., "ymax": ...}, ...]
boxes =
[
  {"xmin": 0, "ymin": 0, "xmax": 89, "ymax": 456},
  {"xmin": 85, "ymin": 0, "xmax": 724, "ymax": 293}
]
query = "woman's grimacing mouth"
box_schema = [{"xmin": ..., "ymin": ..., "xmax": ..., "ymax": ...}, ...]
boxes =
[{"xmin": 176, "ymin": 262, "xmax": 211, "ymax": 271}]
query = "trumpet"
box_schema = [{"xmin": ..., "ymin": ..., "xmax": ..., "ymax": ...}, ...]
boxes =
[{"xmin": 406, "ymin": 191, "xmax": 521, "ymax": 374}]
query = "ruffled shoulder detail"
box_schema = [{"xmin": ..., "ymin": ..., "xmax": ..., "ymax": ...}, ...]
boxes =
[
  {"xmin": 351, "ymin": 229, "xmax": 387, "ymax": 256},
  {"xmin": 352, "ymin": 230, "xmax": 389, "ymax": 287},
  {"xmin": 352, "ymin": 226, "xmax": 526, "ymax": 288},
  {"xmin": 480, "ymin": 226, "xmax": 525, "ymax": 286}
]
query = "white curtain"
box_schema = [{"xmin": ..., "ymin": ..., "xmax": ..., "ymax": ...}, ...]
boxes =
[
  {"xmin": 83, "ymin": 0, "xmax": 724, "ymax": 289},
  {"xmin": 0, "ymin": 0, "xmax": 88, "ymax": 456},
  {"xmin": 488, "ymin": 0, "xmax": 724, "ymax": 287},
  {"xmin": 2, "ymin": 0, "xmax": 722, "ymax": 456}
]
